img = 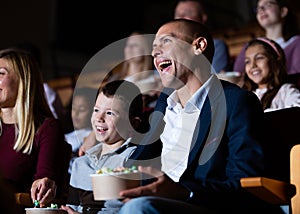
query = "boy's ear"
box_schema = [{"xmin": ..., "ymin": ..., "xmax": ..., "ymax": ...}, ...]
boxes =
[{"xmin": 193, "ymin": 37, "xmax": 207, "ymax": 55}]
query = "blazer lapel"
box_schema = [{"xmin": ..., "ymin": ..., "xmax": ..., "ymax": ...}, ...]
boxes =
[
  {"xmin": 187, "ymin": 77, "xmax": 227, "ymax": 166},
  {"xmin": 188, "ymin": 98, "xmax": 212, "ymax": 164}
]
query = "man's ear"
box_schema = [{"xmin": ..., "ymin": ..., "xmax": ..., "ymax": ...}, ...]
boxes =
[{"xmin": 193, "ymin": 37, "xmax": 207, "ymax": 55}]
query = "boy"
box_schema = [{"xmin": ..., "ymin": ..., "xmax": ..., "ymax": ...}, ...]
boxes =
[{"xmin": 62, "ymin": 80, "xmax": 144, "ymax": 214}]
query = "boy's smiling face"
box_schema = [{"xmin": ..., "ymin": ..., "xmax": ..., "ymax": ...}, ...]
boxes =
[{"xmin": 91, "ymin": 92, "xmax": 130, "ymax": 145}]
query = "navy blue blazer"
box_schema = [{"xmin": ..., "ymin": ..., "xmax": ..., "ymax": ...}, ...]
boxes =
[{"xmin": 129, "ymin": 76, "xmax": 280, "ymax": 212}]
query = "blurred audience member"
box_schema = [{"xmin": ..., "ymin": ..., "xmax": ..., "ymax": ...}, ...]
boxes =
[
  {"xmin": 104, "ymin": 31, "xmax": 162, "ymax": 109},
  {"xmin": 65, "ymin": 87, "xmax": 95, "ymax": 174},
  {"xmin": 243, "ymin": 37, "xmax": 300, "ymax": 112},
  {"xmin": 43, "ymin": 82, "xmax": 65, "ymax": 119},
  {"xmin": 0, "ymin": 48, "xmax": 71, "ymax": 206},
  {"xmin": 174, "ymin": 0, "xmax": 230, "ymax": 73},
  {"xmin": 234, "ymin": 0, "xmax": 300, "ymax": 77}
]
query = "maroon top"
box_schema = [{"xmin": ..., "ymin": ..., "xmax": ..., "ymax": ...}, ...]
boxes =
[{"xmin": 0, "ymin": 118, "xmax": 70, "ymax": 195}]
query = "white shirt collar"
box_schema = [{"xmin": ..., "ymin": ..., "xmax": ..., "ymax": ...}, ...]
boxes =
[{"xmin": 166, "ymin": 74, "xmax": 214, "ymax": 113}]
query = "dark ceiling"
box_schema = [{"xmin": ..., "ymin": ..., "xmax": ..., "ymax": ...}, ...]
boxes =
[{"xmin": 1, "ymin": 0, "xmax": 299, "ymax": 78}]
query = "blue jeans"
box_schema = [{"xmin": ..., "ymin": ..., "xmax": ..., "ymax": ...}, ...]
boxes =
[{"xmin": 118, "ymin": 196, "xmax": 217, "ymax": 214}]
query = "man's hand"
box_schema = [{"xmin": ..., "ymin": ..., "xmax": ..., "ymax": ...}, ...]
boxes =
[
  {"xmin": 119, "ymin": 166, "xmax": 190, "ymax": 202},
  {"xmin": 61, "ymin": 205, "xmax": 80, "ymax": 214},
  {"xmin": 31, "ymin": 177, "xmax": 56, "ymax": 207}
]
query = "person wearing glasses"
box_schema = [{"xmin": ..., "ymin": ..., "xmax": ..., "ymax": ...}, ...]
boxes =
[{"xmin": 233, "ymin": 0, "xmax": 300, "ymax": 77}]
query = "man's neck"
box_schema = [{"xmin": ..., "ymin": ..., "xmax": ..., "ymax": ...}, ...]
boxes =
[{"xmin": 177, "ymin": 77, "xmax": 203, "ymax": 107}]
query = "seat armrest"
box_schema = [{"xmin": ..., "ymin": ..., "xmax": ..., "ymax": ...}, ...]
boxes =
[
  {"xmin": 15, "ymin": 193, "xmax": 32, "ymax": 207},
  {"xmin": 240, "ymin": 177, "xmax": 296, "ymax": 204}
]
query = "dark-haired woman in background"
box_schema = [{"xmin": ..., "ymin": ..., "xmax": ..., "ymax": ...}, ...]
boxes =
[{"xmin": 243, "ymin": 37, "xmax": 300, "ymax": 112}]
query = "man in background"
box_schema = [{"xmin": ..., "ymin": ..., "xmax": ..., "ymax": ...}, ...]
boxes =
[{"xmin": 174, "ymin": 0, "xmax": 230, "ymax": 73}]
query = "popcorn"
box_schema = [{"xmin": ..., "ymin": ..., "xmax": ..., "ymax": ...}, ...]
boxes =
[
  {"xmin": 32, "ymin": 200, "xmax": 58, "ymax": 209},
  {"xmin": 96, "ymin": 166, "xmax": 138, "ymax": 175},
  {"xmin": 33, "ymin": 199, "xmax": 40, "ymax": 208},
  {"xmin": 50, "ymin": 204, "xmax": 58, "ymax": 208}
]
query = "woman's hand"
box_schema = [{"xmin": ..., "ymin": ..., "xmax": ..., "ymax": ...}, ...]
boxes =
[
  {"xmin": 30, "ymin": 177, "xmax": 56, "ymax": 207},
  {"xmin": 119, "ymin": 166, "xmax": 190, "ymax": 202}
]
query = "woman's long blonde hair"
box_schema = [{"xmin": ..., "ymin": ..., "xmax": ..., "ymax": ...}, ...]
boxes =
[{"xmin": 0, "ymin": 48, "xmax": 53, "ymax": 154}]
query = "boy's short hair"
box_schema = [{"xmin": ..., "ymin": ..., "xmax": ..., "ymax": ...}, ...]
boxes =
[{"xmin": 98, "ymin": 80, "xmax": 143, "ymax": 119}]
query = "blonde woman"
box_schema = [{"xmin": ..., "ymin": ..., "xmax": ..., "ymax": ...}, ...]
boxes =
[{"xmin": 0, "ymin": 48, "xmax": 70, "ymax": 207}]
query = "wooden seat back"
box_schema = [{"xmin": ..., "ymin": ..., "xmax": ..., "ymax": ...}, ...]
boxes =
[
  {"xmin": 290, "ymin": 144, "xmax": 300, "ymax": 213},
  {"xmin": 262, "ymin": 107, "xmax": 300, "ymax": 182}
]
